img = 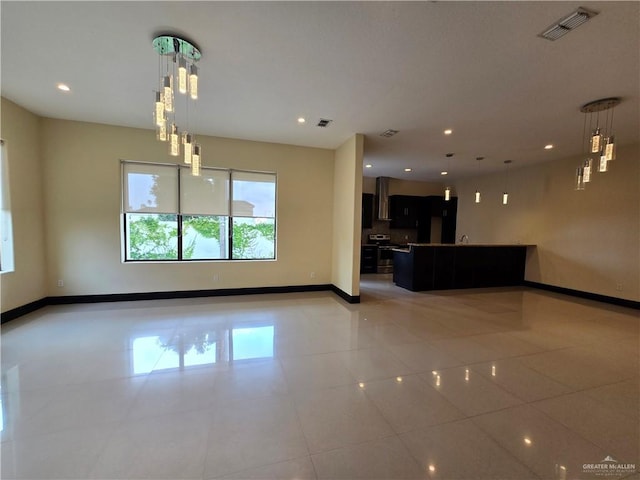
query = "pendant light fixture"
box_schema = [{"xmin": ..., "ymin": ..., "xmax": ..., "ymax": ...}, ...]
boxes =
[
  {"xmin": 153, "ymin": 35, "xmax": 202, "ymax": 175},
  {"xmin": 502, "ymin": 160, "xmax": 512, "ymax": 205},
  {"xmin": 474, "ymin": 157, "xmax": 483, "ymax": 203},
  {"xmin": 578, "ymin": 97, "xmax": 620, "ymax": 185},
  {"xmin": 576, "ymin": 109, "xmax": 593, "ymax": 187},
  {"xmin": 444, "ymin": 153, "xmax": 453, "ymax": 201}
]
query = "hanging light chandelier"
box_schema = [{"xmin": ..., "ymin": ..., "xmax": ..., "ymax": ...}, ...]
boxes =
[
  {"xmin": 576, "ymin": 97, "xmax": 620, "ymax": 189},
  {"xmin": 152, "ymin": 35, "xmax": 202, "ymax": 176}
]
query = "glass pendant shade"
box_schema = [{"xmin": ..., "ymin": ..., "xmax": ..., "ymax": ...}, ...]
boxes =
[
  {"xmin": 444, "ymin": 187, "xmax": 451, "ymax": 201},
  {"xmin": 182, "ymin": 133, "xmax": 193, "ymax": 164},
  {"xmin": 604, "ymin": 136, "xmax": 616, "ymax": 161},
  {"xmin": 475, "ymin": 190, "xmax": 481, "ymax": 203},
  {"xmin": 178, "ymin": 56, "xmax": 188, "ymax": 94},
  {"xmin": 598, "ymin": 155, "xmax": 608, "ymax": 172},
  {"xmin": 590, "ymin": 128, "xmax": 602, "ymax": 153},
  {"xmin": 163, "ymin": 76, "xmax": 173, "ymax": 113},
  {"xmin": 502, "ymin": 192, "xmax": 509, "ymax": 205},
  {"xmin": 169, "ymin": 124, "xmax": 180, "ymax": 156},
  {"xmin": 157, "ymin": 121, "xmax": 167, "ymax": 142},
  {"xmin": 191, "ymin": 144, "xmax": 201, "ymax": 176},
  {"xmin": 583, "ymin": 158, "xmax": 592, "ymax": 183},
  {"xmin": 575, "ymin": 166, "xmax": 585, "ymax": 190},
  {"xmin": 189, "ymin": 64, "xmax": 198, "ymax": 100},
  {"xmin": 154, "ymin": 91, "xmax": 165, "ymax": 126}
]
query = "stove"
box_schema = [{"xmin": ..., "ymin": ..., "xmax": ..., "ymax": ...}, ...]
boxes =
[{"xmin": 367, "ymin": 234, "xmax": 398, "ymax": 274}]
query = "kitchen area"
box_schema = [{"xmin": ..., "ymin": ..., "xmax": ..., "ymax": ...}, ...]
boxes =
[
  {"xmin": 360, "ymin": 176, "xmax": 458, "ymax": 275},
  {"xmin": 361, "ymin": 176, "xmax": 532, "ymax": 291}
]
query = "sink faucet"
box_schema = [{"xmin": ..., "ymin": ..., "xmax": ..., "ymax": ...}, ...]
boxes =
[{"xmin": 459, "ymin": 234, "xmax": 469, "ymax": 244}]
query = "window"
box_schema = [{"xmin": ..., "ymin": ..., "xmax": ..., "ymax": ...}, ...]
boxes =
[
  {"xmin": 122, "ymin": 161, "xmax": 276, "ymax": 261},
  {"xmin": 0, "ymin": 140, "xmax": 14, "ymax": 272}
]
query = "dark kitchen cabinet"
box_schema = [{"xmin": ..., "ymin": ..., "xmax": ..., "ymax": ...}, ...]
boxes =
[
  {"xmin": 362, "ymin": 193, "xmax": 374, "ymax": 229},
  {"xmin": 441, "ymin": 197, "xmax": 458, "ymax": 243},
  {"xmin": 393, "ymin": 245, "xmax": 528, "ymax": 292},
  {"xmin": 417, "ymin": 196, "xmax": 436, "ymax": 242},
  {"xmin": 417, "ymin": 196, "xmax": 457, "ymax": 243},
  {"xmin": 426, "ymin": 195, "xmax": 444, "ymax": 216},
  {"xmin": 441, "ymin": 197, "xmax": 458, "ymax": 244},
  {"xmin": 389, "ymin": 195, "xmax": 420, "ymax": 229},
  {"xmin": 360, "ymin": 245, "xmax": 378, "ymax": 273}
]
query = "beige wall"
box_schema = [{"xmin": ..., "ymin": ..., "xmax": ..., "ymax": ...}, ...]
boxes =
[
  {"xmin": 332, "ymin": 134, "xmax": 363, "ymax": 297},
  {"xmin": 0, "ymin": 98, "xmax": 48, "ymax": 312},
  {"xmin": 40, "ymin": 118, "xmax": 336, "ymax": 296},
  {"xmin": 455, "ymin": 143, "xmax": 640, "ymax": 301}
]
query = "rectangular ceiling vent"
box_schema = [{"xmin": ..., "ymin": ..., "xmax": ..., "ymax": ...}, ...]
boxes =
[
  {"xmin": 317, "ymin": 118, "xmax": 333, "ymax": 127},
  {"xmin": 538, "ymin": 7, "xmax": 598, "ymax": 41},
  {"xmin": 380, "ymin": 129, "xmax": 399, "ymax": 138}
]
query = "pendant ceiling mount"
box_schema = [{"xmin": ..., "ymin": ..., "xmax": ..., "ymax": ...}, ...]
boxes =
[
  {"xmin": 152, "ymin": 35, "xmax": 201, "ymax": 61},
  {"xmin": 580, "ymin": 97, "xmax": 621, "ymax": 114}
]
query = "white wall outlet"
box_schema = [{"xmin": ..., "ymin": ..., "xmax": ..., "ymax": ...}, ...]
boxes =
[
  {"xmin": 310, "ymin": 271, "xmax": 316, "ymax": 279},
  {"xmin": 57, "ymin": 279, "xmax": 64, "ymax": 287},
  {"xmin": 616, "ymin": 283, "xmax": 623, "ymax": 291},
  {"xmin": 213, "ymin": 274, "xmax": 220, "ymax": 282}
]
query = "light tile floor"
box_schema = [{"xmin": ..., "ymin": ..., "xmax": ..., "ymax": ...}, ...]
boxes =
[{"xmin": 1, "ymin": 275, "xmax": 638, "ymax": 479}]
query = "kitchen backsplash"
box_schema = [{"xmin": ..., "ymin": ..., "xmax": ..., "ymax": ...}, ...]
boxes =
[{"xmin": 363, "ymin": 220, "xmax": 418, "ymax": 245}]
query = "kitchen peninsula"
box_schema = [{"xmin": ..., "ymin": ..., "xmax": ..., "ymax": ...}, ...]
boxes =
[{"xmin": 392, "ymin": 243, "xmax": 533, "ymax": 291}]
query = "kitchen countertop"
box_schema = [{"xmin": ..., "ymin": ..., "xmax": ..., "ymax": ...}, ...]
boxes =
[{"xmin": 393, "ymin": 243, "xmax": 534, "ymax": 252}]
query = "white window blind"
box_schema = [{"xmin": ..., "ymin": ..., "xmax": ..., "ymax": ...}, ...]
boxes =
[
  {"xmin": 123, "ymin": 163, "xmax": 178, "ymax": 213},
  {"xmin": 180, "ymin": 168, "xmax": 229, "ymax": 216}
]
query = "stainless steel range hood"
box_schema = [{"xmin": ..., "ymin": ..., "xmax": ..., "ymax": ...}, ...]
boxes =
[{"xmin": 376, "ymin": 177, "xmax": 391, "ymax": 220}]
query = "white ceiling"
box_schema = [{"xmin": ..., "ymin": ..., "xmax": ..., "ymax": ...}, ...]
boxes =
[{"xmin": 2, "ymin": 1, "xmax": 638, "ymax": 181}]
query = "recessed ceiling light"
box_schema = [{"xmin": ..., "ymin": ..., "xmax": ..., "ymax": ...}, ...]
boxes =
[
  {"xmin": 297, "ymin": 117, "xmax": 306, "ymax": 124},
  {"xmin": 365, "ymin": 164, "xmax": 372, "ymax": 168},
  {"xmin": 544, "ymin": 144, "xmax": 554, "ymax": 150},
  {"xmin": 404, "ymin": 168, "xmax": 412, "ymax": 172},
  {"xmin": 57, "ymin": 83, "xmax": 70, "ymax": 92},
  {"xmin": 441, "ymin": 171, "xmax": 448, "ymax": 175},
  {"xmin": 444, "ymin": 129, "xmax": 453, "ymax": 135}
]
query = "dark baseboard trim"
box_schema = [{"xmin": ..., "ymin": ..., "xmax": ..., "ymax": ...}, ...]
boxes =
[
  {"xmin": 523, "ymin": 280, "xmax": 640, "ymax": 310},
  {"xmin": 331, "ymin": 285, "xmax": 361, "ymax": 304},
  {"xmin": 1, "ymin": 283, "xmax": 361, "ymax": 323},
  {"xmin": 47, "ymin": 284, "xmax": 334, "ymax": 305},
  {"xmin": 1, "ymin": 298, "xmax": 49, "ymax": 324}
]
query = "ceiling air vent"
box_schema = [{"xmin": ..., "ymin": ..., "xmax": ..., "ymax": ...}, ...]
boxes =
[
  {"xmin": 317, "ymin": 118, "xmax": 333, "ymax": 127},
  {"xmin": 380, "ymin": 129, "xmax": 399, "ymax": 138},
  {"xmin": 538, "ymin": 7, "xmax": 598, "ymax": 41}
]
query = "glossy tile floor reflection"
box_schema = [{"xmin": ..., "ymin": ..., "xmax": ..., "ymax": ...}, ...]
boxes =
[{"xmin": 1, "ymin": 276, "xmax": 638, "ymax": 479}]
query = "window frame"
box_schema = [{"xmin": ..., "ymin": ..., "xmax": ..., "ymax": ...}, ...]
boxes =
[{"xmin": 121, "ymin": 160, "xmax": 277, "ymax": 263}]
